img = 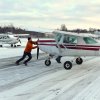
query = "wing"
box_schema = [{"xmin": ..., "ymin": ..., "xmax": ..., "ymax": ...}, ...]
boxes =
[{"xmin": 53, "ymin": 30, "xmax": 83, "ymax": 37}]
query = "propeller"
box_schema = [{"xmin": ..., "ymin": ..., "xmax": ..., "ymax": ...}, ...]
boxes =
[
  {"xmin": 37, "ymin": 38, "xmax": 39, "ymax": 59},
  {"xmin": 37, "ymin": 46, "xmax": 39, "ymax": 59}
]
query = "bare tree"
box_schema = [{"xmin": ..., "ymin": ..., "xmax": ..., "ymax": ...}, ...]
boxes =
[{"xmin": 60, "ymin": 24, "xmax": 67, "ymax": 31}]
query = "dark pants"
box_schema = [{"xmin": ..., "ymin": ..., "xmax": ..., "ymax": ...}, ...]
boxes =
[{"xmin": 16, "ymin": 52, "xmax": 32, "ymax": 64}]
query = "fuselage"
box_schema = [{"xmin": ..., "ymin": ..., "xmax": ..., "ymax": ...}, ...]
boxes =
[{"xmin": 38, "ymin": 34, "xmax": 100, "ymax": 57}]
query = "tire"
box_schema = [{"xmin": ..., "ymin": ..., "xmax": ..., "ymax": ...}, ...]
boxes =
[
  {"xmin": 0, "ymin": 45, "xmax": 2, "ymax": 47},
  {"xmin": 64, "ymin": 61, "xmax": 72, "ymax": 70},
  {"xmin": 76, "ymin": 58, "xmax": 83, "ymax": 65},
  {"xmin": 11, "ymin": 44, "xmax": 13, "ymax": 47},
  {"xmin": 45, "ymin": 60, "xmax": 51, "ymax": 66},
  {"xmin": 14, "ymin": 45, "xmax": 16, "ymax": 47}
]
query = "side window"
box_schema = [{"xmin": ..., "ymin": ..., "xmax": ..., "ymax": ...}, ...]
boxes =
[
  {"xmin": 83, "ymin": 37, "xmax": 97, "ymax": 44},
  {"xmin": 63, "ymin": 36, "xmax": 69, "ymax": 43},
  {"xmin": 63, "ymin": 35, "xmax": 77, "ymax": 44}
]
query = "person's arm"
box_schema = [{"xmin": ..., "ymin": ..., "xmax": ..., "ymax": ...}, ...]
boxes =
[
  {"xmin": 31, "ymin": 41, "xmax": 38, "ymax": 45},
  {"xmin": 32, "ymin": 46, "xmax": 38, "ymax": 49}
]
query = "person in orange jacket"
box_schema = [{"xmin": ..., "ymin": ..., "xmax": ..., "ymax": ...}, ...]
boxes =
[{"xmin": 16, "ymin": 37, "xmax": 37, "ymax": 66}]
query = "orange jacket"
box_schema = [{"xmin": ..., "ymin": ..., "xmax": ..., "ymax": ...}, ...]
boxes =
[{"xmin": 24, "ymin": 40, "xmax": 37, "ymax": 53}]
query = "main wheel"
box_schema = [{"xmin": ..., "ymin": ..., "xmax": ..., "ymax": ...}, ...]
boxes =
[
  {"xmin": 45, "ymin": 60, "xmax": 51, "ymax": 66},
  {"xmin": 14, "ymin": 45, "xmax": 16, "ymax": 47},
  {"xmin": 11, "ymin": 44, "xmax": 13, "ymax": 47},
  {"xmin": 76, "ymin": 57, "xmax": 83, "ymax": 65},
  {"xmin": 64, "ymin": 61, "xmax": 72, "ymax": 70}
]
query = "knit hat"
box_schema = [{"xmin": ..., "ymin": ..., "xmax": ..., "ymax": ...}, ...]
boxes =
[{"xmin": 28, "ymin": 37, "xmax": 31, "ymax": 40}]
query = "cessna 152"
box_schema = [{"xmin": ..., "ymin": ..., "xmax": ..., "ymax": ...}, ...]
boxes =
[
  {"xmin": 0, "ymin": 32, "xmax": 21, "ymax": 47},
  {"xmin": 36, "ymin": 30, "xmax": 100, "ymax": 70}
]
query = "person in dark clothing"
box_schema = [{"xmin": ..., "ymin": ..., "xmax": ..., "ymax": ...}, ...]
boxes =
[{"xmin": 16, "ymin": 37, "xmax": 37, "ymax": 65}]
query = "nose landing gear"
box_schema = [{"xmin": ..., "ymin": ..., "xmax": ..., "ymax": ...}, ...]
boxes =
[{"xmin": 45, "ymin": 60, "xmax": 51, "ymax": 66}]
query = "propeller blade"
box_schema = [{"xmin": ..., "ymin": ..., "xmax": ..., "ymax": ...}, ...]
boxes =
[
  {"xmin": 37, "ymin": 46, "xmax": 39, "ymax": 59},
  {"xmin": 37, "ymin": 38, "xmax": 39, "ymax": 60}
]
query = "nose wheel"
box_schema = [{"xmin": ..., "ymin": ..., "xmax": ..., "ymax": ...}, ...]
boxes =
[{"xmin": 45, "ymin": 60, "xmax": 51, "ymax": 66}]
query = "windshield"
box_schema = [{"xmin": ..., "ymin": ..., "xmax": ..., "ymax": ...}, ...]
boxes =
[{"xmin": 55, "ymin": 33, "xmax": 62, "ymax": 42}]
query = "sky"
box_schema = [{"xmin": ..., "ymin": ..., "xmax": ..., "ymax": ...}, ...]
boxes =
[{"xmin": 0, "ymin": 0, "xmax": 100, "ymax": 30}]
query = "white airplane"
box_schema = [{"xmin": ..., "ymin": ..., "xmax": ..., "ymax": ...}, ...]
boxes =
[
  {"xmin": 36, "ymin": 30, "xmax": 100, "ymax": 70},
  {"xmin": 0, "ymin": 32, "xmax": 21, "ymax": 47}
]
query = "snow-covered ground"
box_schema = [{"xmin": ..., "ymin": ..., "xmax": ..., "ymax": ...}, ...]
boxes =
[{"xmin": 0, "ymin": 38, "xmax": 100, "ymax": 100}]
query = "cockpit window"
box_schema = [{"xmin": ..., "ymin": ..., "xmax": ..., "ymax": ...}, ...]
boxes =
[
  {"xmin": 83, "ymin": 37, "xmax": 97, "ymax": 44},
  {"xmin": 55, "ymin": 33, "xmax": 62, "ymax": 42},
  {"xmin": 63, "ymin": 35, "xmax": 77, "ymax": 44}
]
